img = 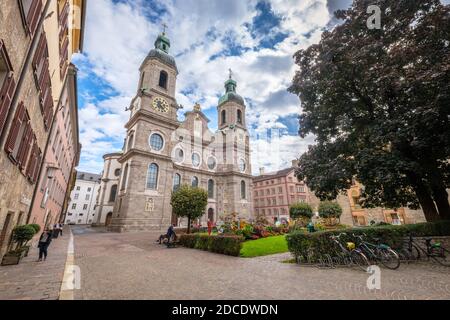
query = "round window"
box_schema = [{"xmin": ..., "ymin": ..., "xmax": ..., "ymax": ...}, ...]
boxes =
[
  {"xmin": 207, "ymin": 157, "xmax": 217, "ymax": 170},
  {"xmin": 149, "ymin": 133, "xmax": 164, "ymax": 151},
  {"xmin": 239, "ymin": 159, "xmax": 246, "ymax": 172},
  {"xmin": 192, "ymin": 153, "xmax": 201, "ymax": 167},
  {"xmin": 175, "ymin": 148, "xmax": 184, "ymax": 163},
  {"xmin": 114, "ymin": 169, "xmax": 121, "ymax": 177}
]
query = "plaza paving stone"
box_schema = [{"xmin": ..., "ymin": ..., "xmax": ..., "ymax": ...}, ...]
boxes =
[
  {"xmin": 71, "ymin": 226, "xmax": 450, "ymax": 300},
  {"xmin": 0, "ymin": 227, "xmax": 70, "ymax": 300}
]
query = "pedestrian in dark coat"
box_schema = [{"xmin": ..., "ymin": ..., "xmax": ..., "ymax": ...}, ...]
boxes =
[{"xmin": 37, "ymin": 229, "xmax": 53, "ymax": 262}]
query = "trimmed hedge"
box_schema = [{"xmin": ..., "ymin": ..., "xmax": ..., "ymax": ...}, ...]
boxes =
[
  {"xmin": 179, "ymin": 234, "xmax": 244, "ymax": 256},
  {"xmin": 286, "ymin": 221, "xmax": 450, "ymax": 262}
]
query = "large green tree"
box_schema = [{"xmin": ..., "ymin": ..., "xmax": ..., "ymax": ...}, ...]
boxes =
[
  {"xmin": 289, "ymin": 0, "xmax": 450, "ymax": 221},
  {"xmin": 170, "ymin": 185, "xmax": 208, "ymax": 234}
]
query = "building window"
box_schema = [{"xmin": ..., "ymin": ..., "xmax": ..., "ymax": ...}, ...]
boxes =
[
  {"xmin": 71, "ymin": 203, "xmax": 76, "ymax": 210},
  {"xmin": 85, "ymin": 194, "xmax": 90, "ymax": 201},
  {"xmin": 238, "ymin": 159, "xmax": 246, "ymax": 172},
  {"xmin": 192, "ymin": 153, "xmax": 201, "ymax": 168},
  {"xmin": 173, "ymin": 173, "xmax": 181, "ymax": 191},
  {"xmin": 191, "ymin": 176, "xmax": 199, "ymax": 188},
  {"xmin": 208, "ymin": 179, "xmax": 214, "ymax": 199},
  {"xmin": 149, "ymin": 133, "xmax": 164, "ymax": 151},
  {"xmin": 109, "ymin": 184, "xmax": 118, "ymax": 202},
  {"xmin": 74, "ymin": 193, "xmax": 79, "ymax": 200},
  {"xmin": 221, "ymin": 110, "xmax": 226, "ymax": 124},
  {"xmin": 146, "ymin": 163, "xmax": 159, "ymax": 190},
  {"xmin": 278, "ymin": 187, "xmax": 282, "ymax": 194},
  {"xmin": 207, "ymin": 156, "xmax": 217, "ymax": 170},
  {"xmin": 114, "ymin": 169, "xmax": 121, "ymax": 177},
  {"xmin": 297, "ymin": 186, "xmax": 305, "ymax": 193},
  {"xmin": 240, "ymin": 181, "xmax": 246, "ymax": 199},
  {"xmin": 127, "ymin": 132, "xmax": 134, "ymax": 151},
  {"xmin": 237, "ymin": 109, "xmax": 242, "ymax": 124},
  {"xmin": 76, "ymin": 186, "xmax": 80, "ymax": 191},
  {"xmin": 174, "ymin": 148, "xmax": 184, "ymax": 163},
  {"xmin": 83, "ymin": 204, "xmax": 88, "ymax": 210},
  {"xmin": 87, "ymin": 187, "xmax": 91, "ymax": 192},
  {"xmin": 255, "ymin": 191, "xmax": 258, "ymax": 197},
  {"xmin": 158, "ymin": 70, "xmax": 168, "ymax": 89}
]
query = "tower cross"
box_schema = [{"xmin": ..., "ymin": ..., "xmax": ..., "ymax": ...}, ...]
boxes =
[
  {"xmin": 162, "ymin": 22, "xmax": 168, "ymax": 34},
  {"xmin": 229, "ymin": 68, "xmax": 233, "ymax": 80}
]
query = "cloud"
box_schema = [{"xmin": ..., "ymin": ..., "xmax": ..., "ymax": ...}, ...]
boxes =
[{"xmin": 75, "ymin": 0, "xmax": 353, "ymax": 174}]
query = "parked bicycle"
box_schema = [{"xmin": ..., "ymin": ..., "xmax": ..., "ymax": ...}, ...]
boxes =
[
  {"xmin": 352, "ymin": 233, "xmax": 400, "ymax": 270},
  {"xmin": 329, "ymin": 233, "xmax": 369, "ymax": 271},
  {"xmin": 401, "ymin": 233, "xmax": 450, "ymax": 266}
]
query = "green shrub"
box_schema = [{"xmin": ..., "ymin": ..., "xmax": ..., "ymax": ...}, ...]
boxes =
[
  {"xmin": 286, "ymin": 221, "xmax": 450, "ymax": 262},
  {"xmin": 289, "ymin": 202, "xmax": 314, "ymax": 219},
  {"xmin": 28, "ymin": 224, "xmax": 41, "ymax": 234},
  {"xmin": 12, "ymin": 225, "xmax": 37, "ymax": 249},
  {"xmin": 318, "ymin": 201, "xmax": 342, "ymax": 218},
  {"xmin": 179, "ymin": 234, "xmax": 244, "ymax": 256}
]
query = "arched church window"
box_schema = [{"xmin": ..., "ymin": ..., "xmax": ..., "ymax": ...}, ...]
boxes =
[
  {"xmin": 173, "ymin": 173, "xmax": 181, "ymax": 191},
  {"xmin": 109, "ymin": 184, "xmax": 118, "ymax": 202},
  {"xmin": 208, "ymin": 179, "xmax": 215, "ymax": 199},
  {"xmin": 237, "ymin": 109, "xmax": 242, "ymax": 124},
  {"xmin": 221, "ymin": 110, "xmax": 226, "ymax": 124},
  {"xmin": 159, "ymin": 70, "xmax": 168, "ymax": 89},
  {"xmin": 147, "ymin": 163, "xmax": 159, "ymax": 190},
  {"xmin": 240, "ymin": 181, "xmax": 246, "ymax": 199},
  {"xmin": 191, "ymin": 176, "xmax": 199, "ymax": 188}
]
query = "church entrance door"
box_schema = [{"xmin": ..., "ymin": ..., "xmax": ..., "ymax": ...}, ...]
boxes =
[
  {"xmin": 105, "ymin": 212, "xmax": 113, "ymax": 227},
  {"xmin": 208, "ymin": 208, "xmax": 214, "ymax": 222}
]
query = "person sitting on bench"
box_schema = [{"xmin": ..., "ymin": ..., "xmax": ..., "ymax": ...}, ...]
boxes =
[{"xmin": 158, "ymin": 224, "xmax": 176, "ymax": 244}]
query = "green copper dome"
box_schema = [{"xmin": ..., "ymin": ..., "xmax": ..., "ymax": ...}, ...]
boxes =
[
  {"xmin": 141, "ymin": 32, "xmax": 178, "ymax": 72},
  {"xmin": 218, "ymin": 75, "xmax": 244, "ymax": 106}
]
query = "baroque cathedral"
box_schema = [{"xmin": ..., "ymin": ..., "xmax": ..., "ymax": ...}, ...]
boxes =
[{"xmin": 108, "ymin": 31, "xmax": 254, "ymax": 232}]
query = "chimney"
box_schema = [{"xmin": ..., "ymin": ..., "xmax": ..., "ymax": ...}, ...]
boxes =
[
  {"xmin": 259, "ymin": 167, "xmax": 265, "ymax": 175},
  {"xmin": 291, "ymin": 159, "xmax": 299, "ymax": 167}
]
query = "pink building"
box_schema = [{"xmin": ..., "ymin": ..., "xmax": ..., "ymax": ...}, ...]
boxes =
[
  {"xmin": 253, "ymin": 163, "xmax": 316, "ymax": 224},
  {"xmin": 29, "ymin": 65, "xmax": 80, "ymax": 230}
]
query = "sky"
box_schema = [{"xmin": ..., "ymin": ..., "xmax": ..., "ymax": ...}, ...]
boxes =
[{"xmin": 72, "ymin": 0, "xmax": 364, "ymax": 175}]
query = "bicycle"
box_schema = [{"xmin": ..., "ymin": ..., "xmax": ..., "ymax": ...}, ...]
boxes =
[
  {"xmin": 352, "ymin": 233, "xmax": 400, "ymax": 270},
  {"xmin": 330, "ymin": 233, "xmax": 369, "ymax": 271},
  {"xmin": 403, "ymin": 234, "xmax": 450, "ymax": 266}
]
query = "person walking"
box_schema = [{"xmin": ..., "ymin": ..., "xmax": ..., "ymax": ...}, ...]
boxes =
[
  {"xmin": 58, "ymin": 223, "xmax": 63, "ymax": 237},
  {"xmin": 37, "ymin": 229, "xmax": 53, "ymax": 262}
]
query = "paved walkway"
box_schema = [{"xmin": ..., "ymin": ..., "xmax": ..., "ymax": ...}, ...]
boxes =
[
  {"xmin": 72, "ymin": 226, "xmax": 450, "ymax": 300},
  {"xmin": 0, "ymin": 227, "xmax": 70, "ymax": 300}
]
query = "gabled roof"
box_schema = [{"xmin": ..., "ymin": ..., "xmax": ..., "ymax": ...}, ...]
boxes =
[{"xmin": 252, "ymin": 167, "xmax": 296, "ymax": 182}]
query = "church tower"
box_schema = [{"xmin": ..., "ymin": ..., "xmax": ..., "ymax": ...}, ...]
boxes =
[{"xmin": 109, "ymin": 30, "xmax": 182, "ymax": 232}]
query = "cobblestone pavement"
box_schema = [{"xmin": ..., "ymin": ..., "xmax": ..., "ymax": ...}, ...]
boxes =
[
  {"xmin": 0, "ymin": 227, "xmax": 70, "ymax": 300},
  {"xmin": 72, "ymin": 226, "xmax": 450, "ymax": 300}
]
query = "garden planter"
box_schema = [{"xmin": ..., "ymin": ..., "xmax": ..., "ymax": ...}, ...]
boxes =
[{"xmin": 1, "ymin": 252, "xmax": 22, "ymax": 266}]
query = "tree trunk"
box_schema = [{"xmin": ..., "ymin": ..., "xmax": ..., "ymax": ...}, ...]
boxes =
[
  {"xmin": 431, "ymin": 185, "xmax": 450, "ymax": 220},
  {"xmin": 187, "ymin": 217, "xmax": 191, "ymax": 234},
  {"xmin": 414, "ymin": 183, "xmax": 440, "ymax": 222}
]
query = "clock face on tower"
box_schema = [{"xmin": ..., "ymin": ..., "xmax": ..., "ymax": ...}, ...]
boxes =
[{"xmin": 152, "ymin": 97, "xmax": 170, "ymax": 113}]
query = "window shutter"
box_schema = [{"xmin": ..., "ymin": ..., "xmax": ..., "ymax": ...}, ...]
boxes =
[
  {"xmin": 0, "ymin": 40, "xmax": 16, "ymax": 137},
  {"xmin": 38, "ymin": 59, "xmax": 49, "ymax": 91},
  {"xmin": 0, "ymin": 73, "xmax": 15, "ymax": 137},
  {"xmin": 43, "ymin": 89, "xmax": 54, "ymax": 130},
  {"xmin": 32, "ymin": 148, "xmax": 43, "ymax": 183},
  {"xmin": 27, "ymin": 0, "xmax": 43, "ymax": 36},
  {"xmin": 17, "ymin": 117, "xmax": 32, "ymax": 170},
  {"xmin": 4, "ymin": 102, "xmax": 25, "ymax": 155},
  {"xmin": 32, "ymin": 32, "xmax": 47, "ymax": 69},
  {"xmin": 25, "ymin": 137, "xmax": 37, "ymax": 180}
]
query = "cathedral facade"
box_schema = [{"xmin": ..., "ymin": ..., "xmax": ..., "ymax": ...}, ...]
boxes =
[{"xmin": 108, "ymin": 32, "xmax": 254, "ymax": 232}]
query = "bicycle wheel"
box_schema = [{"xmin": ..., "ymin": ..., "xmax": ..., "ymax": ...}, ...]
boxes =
[
  {"xmin": 350, "ymin": 250, "xmax": 370, "ymax": 271},
  {"xmin": 430, "ymin": 247, "xmax": 450, "ymax": 267},
  {"xmin": 379, "ymin": 248, "xmax": 400, "ymax": 270}
]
